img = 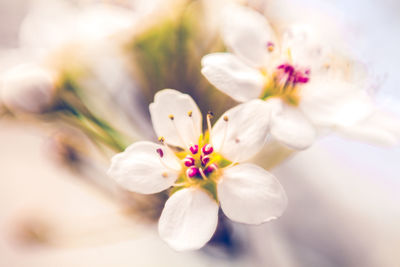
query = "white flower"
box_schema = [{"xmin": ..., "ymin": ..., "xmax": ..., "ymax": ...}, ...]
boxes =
[
  {"xmin": 19, "ymin": 1, "xmax": 138, "ymax": 60},
  {"xmin": 201, "ymin": 3, "xmax": 379, "ymax": 150},
  {"xmin": 0, "ymin": 2, "xmax": 136, "ymax": 112},
  {"xmin": 0, "ymin": 63, "xmax": 56, "ymax": 113},
  {"xmin": 108, "ymin": 89, "xmax": 287, "ymax": 251}
]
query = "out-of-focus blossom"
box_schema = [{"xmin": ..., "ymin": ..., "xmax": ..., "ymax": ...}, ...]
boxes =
[
  {"xmin": 108, "ymin": 89, "xmax": 287, "ymax": 251},
  {"xmin": 0, "ymin": 0, "xmax": 155, "ymax": 150},
  {"xmin": 202, "ymin": 3, "xmax": 400, "ymax": 149},
  {"xmin": 0, "ymin": 63, "xmax": 57, "ymax": 113},
  {"xmin": 18, "ymin": 1, "xmax": 137, "ymax": 60}
]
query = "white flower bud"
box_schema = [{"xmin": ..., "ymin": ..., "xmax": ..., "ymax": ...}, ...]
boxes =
[{"xmin": 1, "ymin": 64, "xmax": 56, "ymax": 113}]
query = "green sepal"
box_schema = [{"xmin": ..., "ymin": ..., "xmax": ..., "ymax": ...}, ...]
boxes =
[
  {"xmin": 201, "ymin": 180, "xmax": 218, "ymax": 202},
  {"xmin": 169, "ymin": 185, "xmax": 186, "ymax": 196}
]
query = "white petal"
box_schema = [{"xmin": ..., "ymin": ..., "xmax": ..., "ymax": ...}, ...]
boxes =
[
  {"xmin": 221, "ymin": 3, "xmax": 278, "ymax": 67},
  {"xmin": 270, "ymin": 100, "xmax": 317, "ymax": 150},
  {"xmin": 158, "ymin": 188, "xmax": 219, "ymax": 251},
  {"xmin": 300, "ymin": 79, "xmax": 374, "ymax": 128},
  {"xmin": 281, "ymin": 24, "xmax": 331, "ymax": 70},
  {"xmin": 76, "ymin": 5, "xmax": 136, "ymax": 42},
  {"xmin": 337, "ymin": 110, "xmax": 400, "ymax": 146},
  {"xmin": 218, "ymin": 163, "xmax": 287, "ymax": 224},
  {"xmin": 211, "ymin": 100, "xmax": 271, "ymax": 162},
  {"xmin": 107, "ymin": 141, "xmax": 181, "ymax": 194},
  {"xmin": 201, "ymin": 53, "xmax": 264, "ymax": 102},
  {"xmin": 149, "ymin": 89, "xmax": 202, "ymax": 148}
]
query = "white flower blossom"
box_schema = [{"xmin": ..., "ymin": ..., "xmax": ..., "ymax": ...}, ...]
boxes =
[
  {"xmin": 19, "ymin": 1, "xmax": 138, "ymax": 60},
  {"xmin": 0, "ymin": 63, "xmax": 56, "ymax": 113},
  {"xmin": 201, "ymin": 3, "xmax": 393, "ymax": 149},
  {"xmin": 0, "ymin": 2, "xmax": 137, "ymax": 113},
  {"xmin": 108, "ymin": 89, "xmax": 287, "ymax": 251}
]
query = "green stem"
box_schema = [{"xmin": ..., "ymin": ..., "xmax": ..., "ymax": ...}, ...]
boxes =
[
  {"xmin": 59, "ymin": 78, "xmax": 133, "ymax": 152},
  {"xmin": 59, "ymin": 100, "xmax": 127, "ymax": 153}
]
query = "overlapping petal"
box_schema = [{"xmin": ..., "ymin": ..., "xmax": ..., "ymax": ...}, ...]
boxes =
[
  {"xmin": 211, "ymin": 99, "xmax": 271, "ymax": 162},
  {"xmin": 300, "ymin": 79, "xmax": 374, "ymax": 127},
  {"xmin": 158, "ymin": 188, "xmax": 219, "ymax": 251},
  {"xmin": 149, "ymin": 89, "xmax": 202, "ymax": 148},
  {"xmin": 201, "ymin": 53, "xmax": 264, "ymax": 102},
  {"xmin": 269, "ymin": 99, "xmax": 316, "ymax": 150},
  {"xmin": 221, "ymin": 3, "xmax": 278, "ymax": 67},
  {"xmin": 337, "ymin": 111, "xmax": 400, "ymax": 146},
  {"xmin": 108, "ymin": 141, "xmax": 181, "ymax": 194},
  {"xmin": 281, "ymin": 24, "xmax": 331, "ymax": 70},
  {"xmin": 218, "ymin": 163, "xmax": 287, "ymax": 224}
]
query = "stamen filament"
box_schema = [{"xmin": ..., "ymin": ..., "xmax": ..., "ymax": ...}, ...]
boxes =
[
  {"xmin": 198, "ymin": 168, "xmax": 208, "ymax": 180},
  {"xmin": 168, "ymin": 114, "xmax": 188, "ymax": 149},
  {"xmin": 206, "ymin": 111, "xmax": 213, "ymax": 143},
  {"xmin": 156, "ymin": 138, "xmax": 180, "ymax": 171},
  {"xmin": 187, "ymin": 110, "xmax": 198, "ymax": 144},
  {"xmin": 218, "ymin": 115, "xmax": 229, "ymax": 152}
]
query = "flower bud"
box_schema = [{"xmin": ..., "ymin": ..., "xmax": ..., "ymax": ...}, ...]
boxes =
[{"xmin": 1, "ymin": 64, "xmax": 56, "ymax": 113}]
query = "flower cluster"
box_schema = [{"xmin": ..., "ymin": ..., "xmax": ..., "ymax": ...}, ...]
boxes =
[
  {"xmin": 2, "ymin": 0, "xmax": 400, "ymax": 254},
  {"xmin": 106, "ymin": 3, "xmax": 400, "ymax": 251}
]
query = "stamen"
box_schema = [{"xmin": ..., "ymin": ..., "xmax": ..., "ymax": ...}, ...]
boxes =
[
  {"xmin": 156, "ymin": 138, "xmax": 181, "ymax": 171},
  {"xmin": 189, "ymin": 144, "xmax": 198, "ymax": 154},
  {"xmin": 218, "ymin": 116, "xmax": 229, "ymax": 152},
  {"xmin": 201, "ymin": 155, "xmax": 210, "ymax": 166},
  {"xmin": 167, "ymin": 114, "xmax": 188, "ymax": 149},
  {"xmin": 156, "ymin": 146, "xmax": 177, "ymax": 171},
  {"xmin": 202, "ymin": 144, "xmax": 214, "ymax": 155},
  {"xmin": 198, "ymin": 168, "xmax": 208, "ymax": 180},
  {"xmin": 183, "ymin": 155, "xmax": 195, "ymax": 167},
  {"xmin": 186, "ymin": 167, "xmax": 199, "ymax": 178},
  {"xmin": 267, "ymin": 41, "xmax": 275, "ymax": 52},
  {"xmin": 187, "ymin": 110, "xmax": 198, "ymax": 142},
  {"xmin": 162, "ymin": 172, "xmax": 168, "ymax": 178},
  {"xmin": 275, "ymin": 63, "xmax": 310, "ymax": 92},
  {"xmin": 206, "ymin": 111, "xmax": 213, "ymax": 132},
  {"xmin": 156, "ymin": 148, "xmax": 164, "ymax": 158},
  {"xmin": 225, "ymin": 161, "xmax": 238, "ymax": 169},
  {"xmin": 204, "ymin": 164, "xmax": 217, "ymax": 175}
]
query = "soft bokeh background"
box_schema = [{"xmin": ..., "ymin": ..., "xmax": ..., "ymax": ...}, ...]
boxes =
[{"xmin": 1, "ymin": 0, "xmax": 399, "ymax": 266}]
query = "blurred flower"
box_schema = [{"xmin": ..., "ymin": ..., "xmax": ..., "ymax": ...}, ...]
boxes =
[
  {"xmin": 10, "ymin": 216, "xmax": 53, "ymax": 247},
  {"xmin": 46, "ymin": 130, "xmax": 88, "ymax": 167},
  {"xmin": 18, "ymin": 1, "xmax": 137, "ymax": 61},
  {"xmin": 108, "ymin": 89, "xmax": 287, "ymax": 251},
  {"xmin": 0, "ymin": 63, "xmax": 57, "ymax": 113},
  {"xmin": 201, "ymin": 3, "xmax": 399, "ymax": 149},
  {"xmin": 0, "ymin": 1, "xmax": 152, "ymax": 152}
]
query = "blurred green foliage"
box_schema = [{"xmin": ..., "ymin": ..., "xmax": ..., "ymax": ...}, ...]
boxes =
[{"xmin": 127, "ymin": 0, "xmax": 236, "ymax": 123}]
